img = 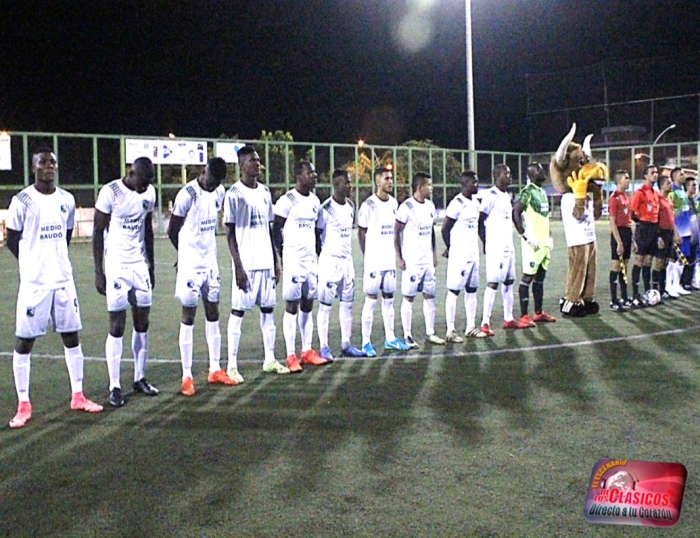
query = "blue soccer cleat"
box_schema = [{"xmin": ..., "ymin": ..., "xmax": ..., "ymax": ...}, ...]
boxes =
[
  {"xmin": 384, "ymin": 338, "xmax": 410, "ymax": 351},
  {"xmin": 319, "ymin": 345, "xmax": 334, "ymax": 362},
  {"xmin": 341, "ymin": 344, "xmax": 366, "ymax": 358},
  {"xmin": 362, "ymin": 342, "xmax": 377, "ymax": 357}
]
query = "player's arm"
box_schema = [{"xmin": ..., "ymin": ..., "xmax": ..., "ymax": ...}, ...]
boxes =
[
  {"xmin": 512, "ymin": 200, "xmax": 526, "ymax": 235},
  {"xmin": 431, "ymin": 226, "xmax": 437, "ymax": 267},
  {"xmin": 394, "ymin": 219, "xmax": 406, "ymax": 270},
  {"xmin": 608, "ymin": 199, "xmax": 624, "ymax": 257},
  {"xmin": 92, "ymin": 209, "xmax": 111, "ymax": 295},
  {"xmin": 167, "ymin": 214, "xmax": 185, "ymax": 251},
  {"xmin": 272, "ymin": 214, "xmax": 286, "ymax": 266},
  {"xmin": 315, "ymin": 226, "xmax": 323, "ymax": 256},
  {"xmin": 478, "ymin": 212, "xmax": 487, "ymax": 254},
  {"xmin": 6, "ymin": 228, "xmax": 21, "ymax": 259},
  {"xmin": 441, "ymin": 217, "xmax": 455, "ymax": 258},
  {"xmin": 358, "ymin": 226, "xmax": 367, "ymax": 255},
  {"xmin": 226, "ymin": 223, "xmax": 249, "ymax": 291},
  {"xmin": 145, "ymin": 212, "xmax": 155, "ymax": 290}
]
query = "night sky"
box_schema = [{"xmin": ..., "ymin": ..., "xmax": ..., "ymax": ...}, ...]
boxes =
[{"xmin": 2, "ymin": 0, "xmax": 699, "ymax": 152}]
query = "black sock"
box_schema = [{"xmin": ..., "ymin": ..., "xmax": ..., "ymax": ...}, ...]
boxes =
[
  {"xmin": 642, "ymin": 266, "xmax": 651, "ymax": 292},
  {"xmin": 609, "ymin": 271, "xmax": 619, "ymax": 302},
  {"xmin": 519, "ymin": 282, "xmax": 530, "ymax": 317},
  {"xmin": 532, "ymin": 280, "xmax": 544, "ymax": 313},
  {"xmin": 632, "ymin": 265, "xmax": 641, "ymax": 297},
  {"xmin": 651, "ymin": 270, "xmax": 662, "ymax": 291}
]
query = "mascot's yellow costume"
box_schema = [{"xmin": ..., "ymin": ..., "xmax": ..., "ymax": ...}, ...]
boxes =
[{"xmin": 550, "ymin": 123, "xmax": 608, "ymax": 317}]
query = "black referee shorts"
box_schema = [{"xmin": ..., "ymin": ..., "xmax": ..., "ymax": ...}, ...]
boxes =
[
  {"xmin": 611, "ymin": 226, "xmax": 632, "ymax": 261},
  {"xmin": 634, "ymin": 221, "xmax": 659, "ymax": 256}
]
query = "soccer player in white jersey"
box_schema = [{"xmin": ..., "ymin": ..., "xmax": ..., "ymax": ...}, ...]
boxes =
[
  {"xmin": 441, "ymin": 170, "xmax": 487, "ymax": 341},
  {"xmin": 273, "ymin": 160, "xmax": 329, "ymax": 373},
  {"xmin": 478, "ymin": 164, "xmax": 529, "ymax": 336},
  {"xmin": 358, "ymin": 167, "xmax": 409, "ymax": 356},
  {"xmin": 167, "ymin": 157, "xmax": 237, "ymax": 396},
  {"xmin": 225, "ymin": 145, "xmax": 289, "ymax": 380},
  {"xmin": 5, "ymin": 147, "xmax": 103, "ymax": 428},
  {"xmin": 315, "ymin": 169, "xmax": 365, "ymax": 360},
  {"xmin": 93, "ymin": 157, "xmax": 159, "ymax": 408},
  {"xmin": 395, "ymin": 172, "xmax": 446, "ymax": 347}
]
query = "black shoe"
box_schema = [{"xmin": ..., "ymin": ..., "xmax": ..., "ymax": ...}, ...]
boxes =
[
  {"xmin": 133, "ymin": 378, "xmax": 159, "ymax": 396},
  {"xmin": 631, "ymin": 295, "xmax": 647, "ymax": 309},
  {"xmin": 610, "ymin": 300, "xmax": 627, "ymax": 312},
  {"xmin": 109, "ymin": 387, "xmax": 125, "ymax": 408}
]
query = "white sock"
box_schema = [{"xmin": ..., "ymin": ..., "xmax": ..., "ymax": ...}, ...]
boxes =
[
  {"xmin": 423, "ymin": 297, "xmax": 436, "ymax": 336},
  {"xmin": 381, "ymin": 297, "xmax": 396, "ymax": 342},
  {"xmin": 445, "ymin": 292, "xmax": 457, "ymax": 333},
  {"xmin": 283, "ymin": 312, "xmax": 297, "ymax": 356},
  {"xmin": 482, "ymin": 287, "xmax": 497, "ymax": 326},
  {"xmin": 339, "ymin": 301, "xmax": 353, "ymax": 347},
  {"xmin": 260, "ymin": 312, "xmax": 276, "ymax": 364},
  {"xmin": 227, "ymin": 314, "xmax": 242, "ymax": 371},
  {"xmin": 502, "ymin": 284, "xmax": 514, "ymax": 322},
  {"xmin": 674, "ymin": 262, "xmax": 684, "ymax": 289},
  {"xmin": 401, "ymin": 298, "xmax": 413, "ymax": 338},
  {"xmin": 179, "ymin": 323, "xmax": 194, "ymax": 379},
  {"xmin": 13, "ymin": 351, "xmax": 30, "ymax": 402},
  {"xmin": 299, "ymin": 310, "xmax": 313, "ymax": 352},
  {"xmin": 132, "ymin": 331, "xmax": 148, "ymax": 382},
  {"xmin": 466, "ymin": 292, "xmax": 477, "ymax": 330},
  {"xmin": 361, "ymin": 297, "xmax": 377, "ymax": 345},
  {"xmin": 317, "ymin": 303, "xmax": 332, "ymax": 350},
  {"xmin": 64, "ymin": 344, "xmax": 84, "ymax": 394},
  {"xmin": 105, "ymin": 334, "xmax": 123, "ymax": 390},
  {"xmin": 205, "ymin": 319, "xmax": 221, "ymax": 373},
  {"xmin": 666, "ymin": 262, "xmax": 675, "ymax": 289}
]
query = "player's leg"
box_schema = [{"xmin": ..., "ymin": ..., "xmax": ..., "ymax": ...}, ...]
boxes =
[
  {"xmin": 421, "ymin": 266, "xmax": 444, "ymax": 345},
  {"xmin": 104, "ymin": 267, "xmax": 130, "ymax": 406},
  {"xmin": 480, "ymin": 248, "xmax": 500, "ymax": 335},
  {"xmin": 361, "ymin": 267, "xmax": 379, "ymax": 353},
  {"xmin": 501, "ymin": 251, "xmax": 521, "ymax": 328},
  {"xmin": 316, "ymin": 258, "xmax": 338, "ymax": 360},
  {"xmin": 299, "ymin": 273, "xmax": 327, "ymax": 366},
  {"xmin": 338, "ymin": 262, "xmax": 363, "ymax": 357},
  {"xmin": 400, "ymin": 267, "xmax": 419, "ymax": 348},
  {"xmin": 257, "ymin": 269, "xmax": 288, "ymax": 374},
  {"xmin": 202, "ymin": 269, "xmax": 234, "ymax": 385},
  {"xmin": 444, "ymin": 256, "xmax": 466, "ymax": 343},
  {"xmin": 10, "ymin": 336, "xmax": 34, "ymax": 429},
  {"xmin": 282, "ymin": 268, "xmax": 303, "ymax": 372},
  {"xmin": 175, "ymin": 268, "xmax": 199, "ymax": 395},
  {"xmin": 131, "ymin": 264, "xmax": 157, "ymax": 396},
  {"xmin": 445, "ymin": 289, "xmax": 460, "ymax": 339}
]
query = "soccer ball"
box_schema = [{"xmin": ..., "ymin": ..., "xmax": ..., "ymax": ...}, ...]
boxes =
[{"xmin": 645, "ymin": 289, "xmax": 661, "ymax": 306}]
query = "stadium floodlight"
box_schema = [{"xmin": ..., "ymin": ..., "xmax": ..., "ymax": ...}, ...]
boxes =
[{"xmin": 652, "ymin": 124, "xmax": 676, "ymax": 146}]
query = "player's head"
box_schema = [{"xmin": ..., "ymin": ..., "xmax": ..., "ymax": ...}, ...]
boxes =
[
  {"xmin": 374, "ymin": 166, "xmax": 393, "ymax": 195},
  {"xmin": 294, "ymin": 160, "xmax": 317, "ymax": 191},
  {"xmin": 332, "ymin": 169, "xmax": 351, "ymax": 199},
  {"xmin": 31, "ymin": 145, "xmax": 58, "ymax": 185},
  {"xmin": 614, "ymin": 169, "xmax": 630, "ymax": 191},
  {"xmin": 527, "ymin": 162, "xmax": 546, "ymax": 186},
  {"xmin": 201, "ymin": 157, "xmax": 227, "ymax": 192},
  {"xmin": 643, "ymin": 164, "xmax": 658, "ymax": 185},
  {"xmin": 685, "ymin": 176, "xmax": 697, "ymax": 198},
  {"xmin": 460, "ymin": 170, "xmax": 478, "ymax": 197},
  {"xmin": 412, "ymin": 172, "xmax": 432, "ymax": 199},
  {"xmin": 658, "ymin": 173, "xmax": 671, "ymax": 193},
  {"xmin": 237, "ymin": 145, "xmax": 261, "ymax": 181},
  {"xmin": 671, "ymin": 166, "xmax": 685, "ymax": 185},
  {"xmin": 493, "ymin": 164, "xmax": 512, "ymax": 190},
  {"xmin": 128, "ymin": 157, "xmax": 155, "ymax": 193}
]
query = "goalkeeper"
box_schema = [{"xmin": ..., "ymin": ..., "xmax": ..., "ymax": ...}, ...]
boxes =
[{"xmin": 513, "ymin": 163, "xmax": 556, "ymax": 325}]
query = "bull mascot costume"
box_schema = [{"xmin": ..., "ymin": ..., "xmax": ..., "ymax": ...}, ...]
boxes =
[{"xmin": 551, "ymin": 123, "xmax": 608, "ymax": 317}]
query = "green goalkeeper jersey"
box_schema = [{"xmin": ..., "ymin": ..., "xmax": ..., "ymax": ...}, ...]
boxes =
[{"xmin": 517, "ymin": 183, "xmax": 550, "ymax": 243}]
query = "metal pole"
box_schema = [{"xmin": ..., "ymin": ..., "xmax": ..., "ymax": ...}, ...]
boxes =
[{"xmin": 465, "ymin": 0, "xmax": 475, "ymax": 169}]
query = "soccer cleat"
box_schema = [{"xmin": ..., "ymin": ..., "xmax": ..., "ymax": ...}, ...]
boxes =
[
  {"xmin": 445, "ymin": 331, "xmax": 464, "ymax": 344},
  {"xmin": 533, "ymin": 311, "xmax": 557, "ymax": 323},
  {"xmin": 208, "ymin": 369, "xmax": 237, "ymax": 386},
  {"xmin": 631, "ymin": 294, "xmax": 648, "ymax": 308},
  {"xmin": 404, "ymin": 335, "xmax": 420, "ymax": 349},
  {"xmin": 109, "ymin": 387, "xmax": 125, "ymax": 408},
  {"xmin": 519, "ymin": 314, "xmax": 537, "ymax": 328},
  {"xmin": 384, "ymin": 338, "xmax": 410, "ymax": 351},
  {"xmin": 341, "ymin": 344, "xmax": 366, "ymax": 358},
  {"xmin": 286, "ymin": 354, "xmax": 303, "ymax": 373},
  {"xmin": 301, "ymin": 349, "xmax": 330, "ymax": 365},
  {"xmin": 480, "ymin": 323, "xmax": 495, "ymax": 337},
  {"xmin": 609, "ymin": 300, "xmax": 627, "ymax": 313},
  {"xmin": 363, "ymin": 342, "xmax": 378, "ymax": 357},
  {"xmin": 319, "ymin": 345, "xmax": 335, "ymax": 362},
  {"xmin": 181, "ymin": 377, "xmax": 196, "ymax": 396},
  {"xmin": 621, "ymin": 298, "xmax": 634, "ymax": 309},
  {"xmin": 677, "ymin": 286, "xmax": 691, "ymax": 296},
  {"xmin": 665, "ymin": 288, "xmax": 679, "ymax": 299},
  {"xmin": 226, "ymin": 367, "xmax": 245, "ymax": 384},
  {"xmin": 9, "ymin": 401, "xmax": 32, "ymax": 429},
  {"xmin": 263, "ymin": 360, "xmax": 291, "ymax": 374},
  {"xmin": 426, "ymin": 334, "xmax": 446, "ymax": 345},
  {"xmin": 503, "ymin": 319, "xmax": 529, "ymax": 329},
  {"xmin": 70, "ymin": 393, "xmax": 104, "ymax": 412},
  {"xmin": 133, "ymin": 378, "xmax": 159, "ymax": 396},
  {"xmin": 465, "ymin": 327, "xmax": 489, "ymax": 338}
]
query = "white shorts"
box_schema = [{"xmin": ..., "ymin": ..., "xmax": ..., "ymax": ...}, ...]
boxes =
[
  {"xmin": 16, "ymin": 281, "xmax": 82, "ymax": 339},
  {"xmin": 175, "ymin": 265, "xmax": 221, "ymax": 308},
  {"xmin": 363, "ymin": 268, "xmax": 397, "ymax": 296},
  {"xmin": 446, "ymin": 257, "xmax": 479, "ymax": 292},
  {"xmin": 231, "ymin": 269, "xmax": 277, "ymax": 311},
  {"xmin": 282, "ymin": 264, "xmax": 318, "ymax": 302},
  {"xmin": 401, "ymin": 264, "xmax": 437, "ymax": 297},
  {"xmin": 105, "ymin": 260, "xmax": 152, "ymax": 312},
  {"xmin": 485, "ymin": 246, "xmax": 516, "ymax": 284},
  {"xmin": 318, "ymin": 254, "xmax": 355, "ymax": 304}
]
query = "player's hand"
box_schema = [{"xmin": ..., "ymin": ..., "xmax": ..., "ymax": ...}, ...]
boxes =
[
  {"xmin": 617, "ymin": 243, "xmax": 624, "ymax": 258},
  {"xmin": 398, "ymin": 258, "xmax": 406, "ymax": 271},
  {"xmin": 274, "ymin": 261, "xmax": 281, "ymax": 284},
  {"xmin": 523, "ymin": 230, "xmax": 541, "ymax": 252},
  {"xmin": 95, "ymin": 273, "xmax": 107, "ymax": 296},
  {"xmin": 442, "ymin": 248, "xmax": 449, "ymax": 258},
  {"xmin": 567, "ymin": 170, "xmax": 589, "ymax": 200},
  {"xmin": 235, "ymin": 265, "xmax": 250, "ymax": 291},
  {"xmin": 657, "ymin": 237, "xmax": 665, "ymax": 250},
  {"xmin": 149, "ymin": 270, "xmax": 156, "ymax": 291},
  {"xmin": 631, "ymin": 240, "xmax": 638, "ymax": 254}
]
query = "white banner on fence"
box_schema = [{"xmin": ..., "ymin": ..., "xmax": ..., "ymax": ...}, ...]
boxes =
[
  {"xmin": 215, "ymin": 142, "xmax": 246, "ymax": 164},
  {"xmin": 125, "ymin": 139, "xmax": 207, "ymax": 165},
  {"xmin": 0, "ymin": 133, "xmax": 11, "ymax": 171}
]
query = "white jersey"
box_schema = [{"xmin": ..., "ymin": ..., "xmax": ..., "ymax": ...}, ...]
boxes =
[
  {"xmin": 317, "ymin": 197, "xmax": 354, "ymax": 259},
  {"xmin": 223, "ymin": 181, "xmax": 275, "ymax": 271},
  {"xmin": 95, "ymin": 179, "xmax": 156, "ymax": 265},
  {"xmin": 274, "ymin": 188, "xmax": 320, "ymax": 267},
  {"xmin": 561, "ymin": 193, "xmax": 596, "ymax": 247},
  {"xmin": 396, "ymin": 196, "xmax": 436, "ymax": 266},
  {"xmin": 6, "ymin": 186, "xmax": 75, "ymax": 290},
  {"xmin": 445, "ymin": 193, "xmax": 480, "ymax": 261},
  {"xmin": 172, "ymin": 180, "xmax": 224, "ymax": 271},
  {"xmin": 357, "ymin": 194, "xmax": 398, "ymax": 272},
  {"xmin": 479, "ymin": 186, "xmax": 514, "ymax": 251}
]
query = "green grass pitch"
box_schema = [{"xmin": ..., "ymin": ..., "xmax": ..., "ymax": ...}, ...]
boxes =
[{"xmin": 0, "ymin": 221, "xmax": 699, "ymax": 536}]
